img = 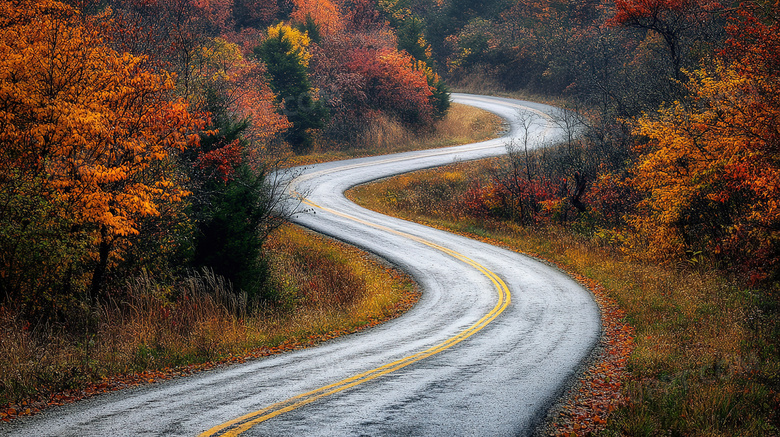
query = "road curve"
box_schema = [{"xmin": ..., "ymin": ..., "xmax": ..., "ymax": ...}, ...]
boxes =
[{"xmin": 2, "ymin": 94, "xmax": 600, "ymax": 437}]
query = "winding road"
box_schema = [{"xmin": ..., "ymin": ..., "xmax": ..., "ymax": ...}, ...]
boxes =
[{"xmin": 2, "ymin": 94, "xmax": 601, "ymax": 436}]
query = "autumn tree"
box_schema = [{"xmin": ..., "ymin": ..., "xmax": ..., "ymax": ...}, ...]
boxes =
[
  {"xmin": 0, "ymin": 0, "xmax": 203, "ymax": 317},
  {"xmin": 626, "ymin": 4, "xmax": 780, "ymax": 279},
  {"xmin": 395, "ymin": 15, "xmax": 450, "ymax": 119},
  {"xmin": 291, "ymin": 0, "xmax": 344, "ymax": 36},
  {"xmin": 425, "ymin": 0, "xmax": 508, "ymax": 64},
  {"xmin": 102, "ymin": 0, "xmax": 273, "ymax": 96},
  {"xmin": 340, "ymin": 47, "xmax": 436, "ymax": 126},
  {"xmin": 607, "ymin": 0, "xmax": 725, "ymax": 82},
  {"xmin": 343, "ymin": 0, "xmax": 384, "ymax": 32},
  {"xmin": 184, "ymin": 38, "xmax": 291, "ymax": 301},
  {"xmin": 188, "ymin": 37, "xmax": 290, "ymax": 149},
  {"xmin": 397, "ymin": 15, "xmax": 430, "ymax": 63},
  {"xmin": 233, "ymin": 0, "xmax": 280, "ymax": 30}
]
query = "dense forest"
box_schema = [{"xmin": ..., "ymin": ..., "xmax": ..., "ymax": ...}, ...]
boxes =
[{"xmin": 3, "ymin": 0, "xmax": 777, "ymax": 335}]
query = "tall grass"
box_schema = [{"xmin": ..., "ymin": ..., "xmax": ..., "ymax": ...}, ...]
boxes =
[
  {"xmin": 347, "ymin": 160, "xmax": 780, "ymax": 436},
  {"xmin": 283, "ymin": 103, "xmax": 503, "ymax": 167},
  {"xmin": 0, "ymin": 224, "xmax": 416, "ymax": 414}
]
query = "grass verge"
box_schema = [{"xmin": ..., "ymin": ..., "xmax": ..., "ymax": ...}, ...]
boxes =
[
  {"xmin": 283, "ymin": 103, "xmax": 503, "ymax": 168},
  {"xmin": 346, "ymin": 159, "xmax": 780, "ymax": 436}
]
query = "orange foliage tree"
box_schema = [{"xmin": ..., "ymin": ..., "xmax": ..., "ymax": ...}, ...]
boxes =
[
  {"xmin": 0, "ymin": 0, "xmax": 204, "ymax": 313},
  {"xmin": 626, "ymin": 4, "xmax": 780, "ymax": 279},
  {"xmin": 188, "ymin": 37, "xmax": 290, "ymax": 156},
  {"xmin": 312, "ymin": 32, "xmax": 438, "ymax": 141},
  {"xmin": 291, "ymin": 0, "xmax": 344, "ymax": 36}
]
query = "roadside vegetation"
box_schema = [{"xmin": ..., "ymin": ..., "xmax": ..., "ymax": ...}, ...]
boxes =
[
  {"xmin": 348, "ymin": 158, "xmax": 779, "ymax": 436},
  {"xmin": 0, "ymin": 96, "xmax": 498, "ymax": 418},
  {"xmin": 357, "ymin": 1, "xmax": 780, "ymax": 432},
  {"xmin": 0, "ymin": 0, "xmax": 460, "ymax": 420},
  {"xmin": 3, "ymin": 0, "xmax": 779, "ymax": 433},
  {"xmin": 284, "ymin": 102, "xmax": 502, "ymax": 167},
  {"xmin": 0, "ymin": 223, "xmax": 418, "ymax": 418}
]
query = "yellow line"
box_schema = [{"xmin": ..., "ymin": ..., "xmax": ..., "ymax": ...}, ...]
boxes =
[
  {"xmin": 201, "ymin": 165, "xmax": 513, "ymax": 436},
  {"xmin": 201, "ymin": 200, "xmax": 510, "ymax": 436}
]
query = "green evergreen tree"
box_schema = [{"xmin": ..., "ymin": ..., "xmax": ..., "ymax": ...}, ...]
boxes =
[
  {"xmin": 296, "ymin": 14, "xmax": 322, "ymax": 44},
  {"xmin": 397, "ymin": 16, "xmax": 429, "ymax": 63},
  {"xmin": 396, "ymin": 16, "xmax": 450, "ymax": 120},
  {"xmin": 189, "ymin": 92, "xmax": 281, "ymax": 307},
  {"xmin": 255, "ymin": 27, "xmax": 327, "ymax": 153},
  {"xmin": 192, "ymin": 164, "xmax": 273, "ymax": 304},
  {"xmin": 429, "ymin": 75, "xmax": 451, "ymax": 120}
]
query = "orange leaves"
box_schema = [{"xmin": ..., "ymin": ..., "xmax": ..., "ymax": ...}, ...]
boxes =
[
  {"xmin": 609, "ymin": 0, "xmax": 720, "ymax": 26},
  {"xmin": 627, "ymin": 28, "xmax": 780, "ymax": 276},
  {"xmin": 343, "ymin": 47, "xmax": 436, "ymax": 126},
  {"xmin": 291, "ymin": 0, "xmax": 344, "ymax": 36},
  {"xmin": 0, "ymin": 404, "xmax": 35, "ymax": 422},
  {"xmin": 0, "ymin": 0, "xmax": 203, "ymax": 239},
  {"xmin": 550, "ymin": 275, "xmax": 635, "ymax": 436},
  {"xmin": 190, "ymin": 37, "xmax": 289, "ymax": 145},
  {"xmin": 0, "ymin": 0, "xmax": 207, "ymax": 302}
]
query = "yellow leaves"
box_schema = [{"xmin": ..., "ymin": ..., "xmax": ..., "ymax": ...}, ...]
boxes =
[
  {"xmin": 627, "ymin": 56, "xmax": 780, "ymax": 264},
  {"xmin": 267, "ymin": 23, "xmax": 312, "ymax": 67},
  {"xmin": 187, "ymin": 36, "xmax": 287, "ymax": 145},
  {"xmin": 198, "ymin": 38, "xmax": 243, "ymax": 83}
]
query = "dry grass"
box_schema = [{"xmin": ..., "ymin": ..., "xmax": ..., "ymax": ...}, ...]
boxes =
[
  {"xmin": 347, "ymin": 159, "xmax": 780, "ymax": 436},
  {"xmin": 0, "ymin": 224, "xmax": 417, "ymax": 414},
  {"xmin": 260, "ymin": 224, "xmax": 418, "ymax": 340},
  {"xmin": 283, "ymin": 103, "xmax": 503, "ymax": 168},
  {"xmin": 449, "ymin": 74, "xmax": 566, "ymax": 108}
]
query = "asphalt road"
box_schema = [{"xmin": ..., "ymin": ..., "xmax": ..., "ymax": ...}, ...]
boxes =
[{"xmin": 2, "ymin": 94, "xmax": 601, "ymax": 437}]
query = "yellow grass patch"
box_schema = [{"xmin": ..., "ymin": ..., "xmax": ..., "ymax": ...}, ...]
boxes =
[{"xmin": 283, "ymin": 103, "xmax": 503, "ymax": 167}]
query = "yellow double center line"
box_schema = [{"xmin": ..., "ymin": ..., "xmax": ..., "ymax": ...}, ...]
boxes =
[{"xmin": 201, "ymin": 200, "xmax": 511, "ymax": 437}]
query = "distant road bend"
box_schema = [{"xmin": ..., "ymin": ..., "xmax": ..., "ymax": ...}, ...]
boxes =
[{"xmin": 3, "ymin": 94, "xmax": 601, "ymax": 437}]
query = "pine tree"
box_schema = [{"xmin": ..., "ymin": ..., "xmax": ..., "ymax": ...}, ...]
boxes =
[{"xmin": 255, "ymin": 24, "xmax": 327, "ymax": 153}]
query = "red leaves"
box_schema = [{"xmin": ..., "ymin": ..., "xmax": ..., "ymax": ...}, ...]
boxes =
[
  {"xmin": 343, "ymin": 47, "xmax": 435, "ymax": 126},
  {"xmin": 722, "ymin": 6, "xmax": 780, "ymax": 76},
  {"xmin": 462, "ymin": 175, "xmax": 586, "ymax": 225},
  {"xmin": 549, "ymin": 274, "xmax": 635, "ymax": 436},
  {"xmin": 291, "ymin": 0, "xmax": 344, "ymax": 36},
  {"xmin": 196, "ymin": 140, "xmax": 242, "ymax": 182},
  {"xmin": 626, "ymin": 2, "xmax": 780, "ymax": 277},
  {"xmin": 608, "ymin": 0, "xmax": 721, "ymax": 27}
]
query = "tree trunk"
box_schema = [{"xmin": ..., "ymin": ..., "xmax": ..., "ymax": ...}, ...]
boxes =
[
  {"xmin": 90, "ymin": 225, "xmax": 111, "ymax": 304},
  {"xmin": 571, "ymin": 171, "xmax": 587, "ymax": 213}
]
